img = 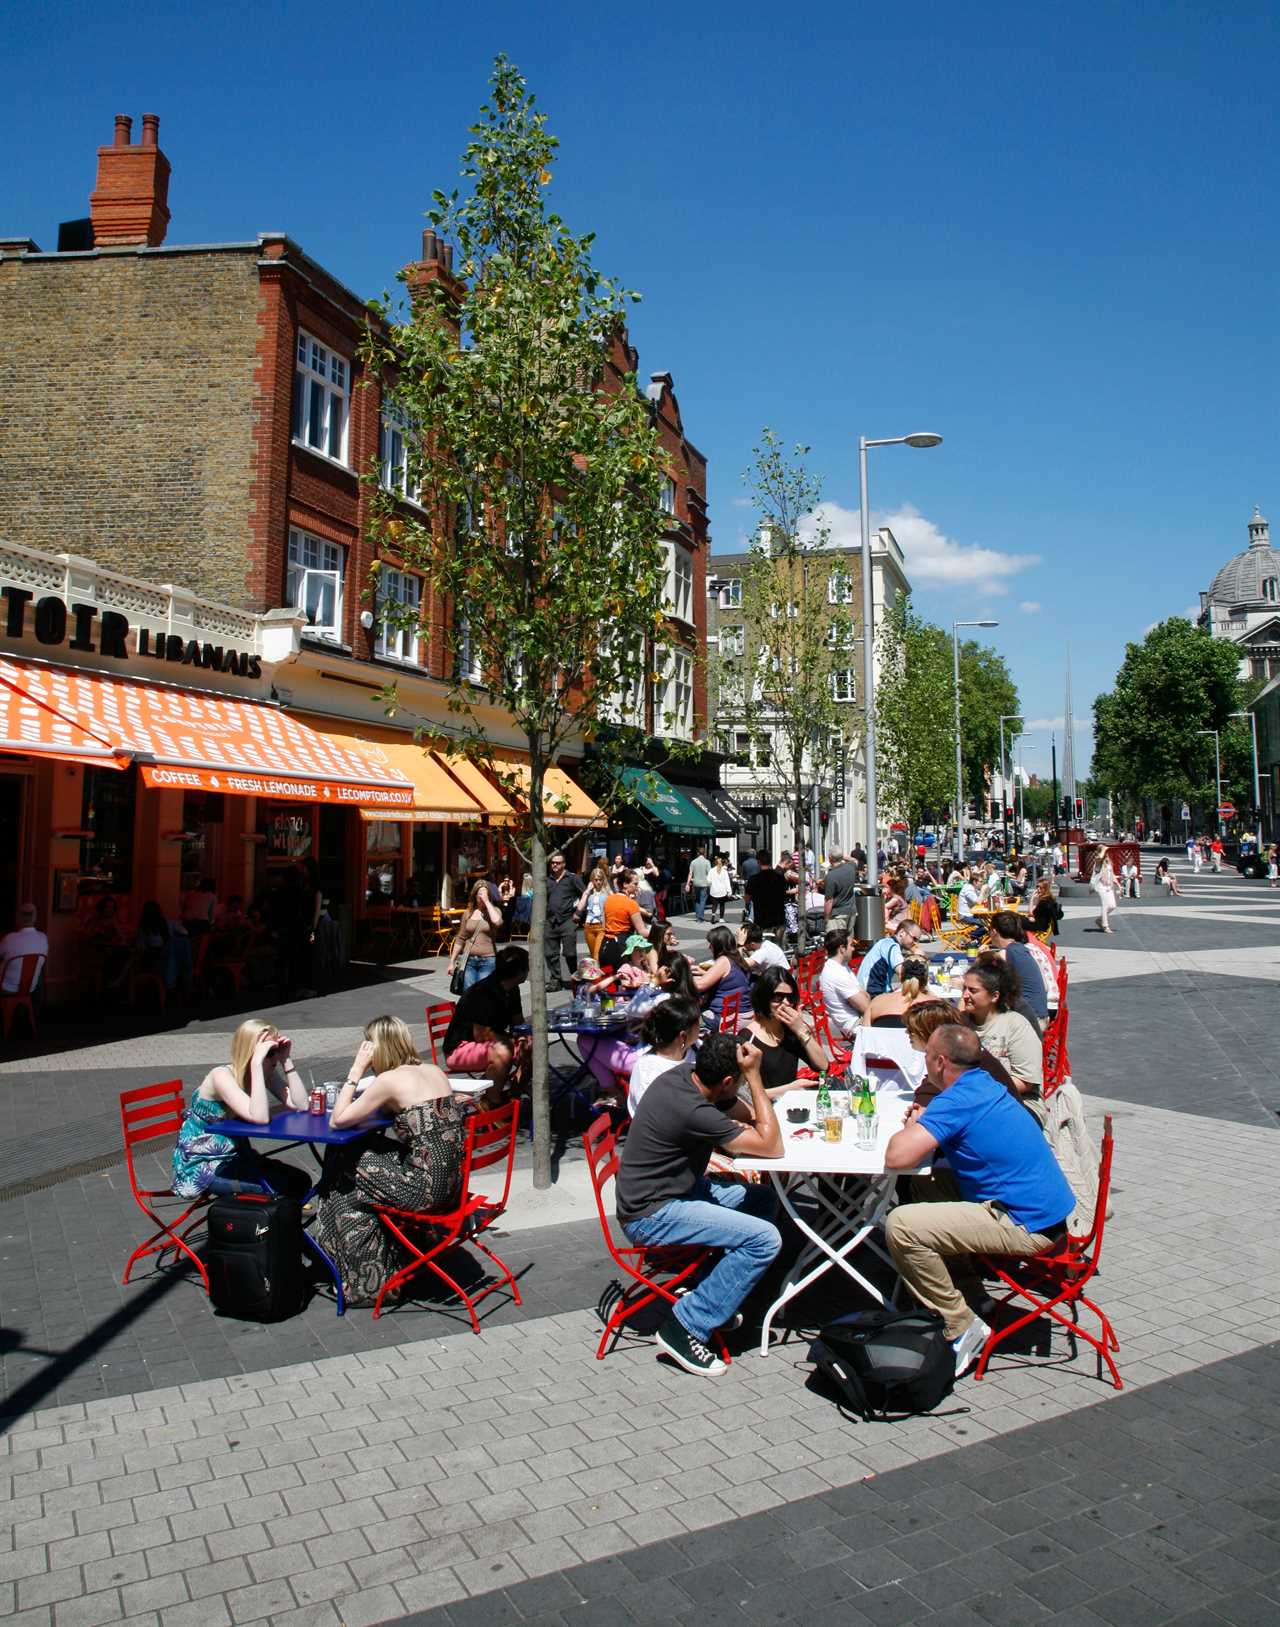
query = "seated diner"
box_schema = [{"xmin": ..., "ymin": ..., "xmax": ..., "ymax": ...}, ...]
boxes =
[
  {"xmin": 959, "ymin": 956, "xmax": 1046, "ymax": 1121},
  {"xmin": 442, "ymin": 945, "xmax": 530, "ymax": 1098},
  {"xmin": 693, "ymin": 925, "xmax": 752, "ymax": 1029},
  {"xmin": 735, "ymin": 964, "xmax": 829, "ymax": 1096}
]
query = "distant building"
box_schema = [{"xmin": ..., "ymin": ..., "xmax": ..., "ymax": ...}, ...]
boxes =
[
  {"xmin": 1199, "ymin": 508, "xmax": 1280, "ymax": 683},
  {"xmin": 705, "ymin": 528, "xmax": 910, "ymax": 860}
]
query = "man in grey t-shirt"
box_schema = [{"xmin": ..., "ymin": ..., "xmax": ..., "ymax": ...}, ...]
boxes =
[
  {"xmin": 688, "ymin": 847, "xmax": 712, "ymax": 923},
  {"xmin": 822, "ymin": 848, "xmax": 861, "ymax": 933},
  {"xmin": 616, "ymin": 1034, "xmax": 782, "ymax": 1377}
]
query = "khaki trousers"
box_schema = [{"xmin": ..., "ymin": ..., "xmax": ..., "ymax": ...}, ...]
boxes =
[{"xmin": 886, "ymin": 1175, "xmax": 1057, "ymax": 1338}]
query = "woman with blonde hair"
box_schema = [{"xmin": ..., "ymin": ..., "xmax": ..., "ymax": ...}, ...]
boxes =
[
  {"xmin": 1090, "ymin": 847, "xmax": 1119, "ymax": 934},
  {"xmin": 449, "ymin": 880, "xmax": 504, "ymax": 991},
  {"xmin": 312, "ymin": 1015, "xmax": 468, "ymax": 1307},
  {"xmin": 172, "ymin": 1018, "xmax": 312, "ymax": 1199},
  {"xmin": 577, "ymin": 865, "xmax": 611, "ymax": 963}
]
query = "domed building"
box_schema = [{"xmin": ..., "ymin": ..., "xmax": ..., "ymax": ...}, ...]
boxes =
[{"xmin": 1198, "ymin": 507, "xmax": 1280, "ymax": 682}]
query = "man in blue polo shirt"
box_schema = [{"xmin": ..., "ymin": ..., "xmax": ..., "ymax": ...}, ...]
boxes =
[{"xmin": 884, "ymin": 1023, "xmax": 1075, "ymax": 1375}]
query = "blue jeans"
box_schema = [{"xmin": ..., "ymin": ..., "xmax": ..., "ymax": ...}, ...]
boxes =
[
  {"xmin": 463, "ymin": 954, "xmax": 495, "ymax": 991},
  {"xmin": 209, "ymin": 1150, "xmax": 311, "ymax": 1199},
  {"xmin": 624, "ymin": 1178, "xmax": 781, "ymax": 1342},
  {"xmin": 694, "ymin": 886, "xmax": 708, "ymax": 922}
]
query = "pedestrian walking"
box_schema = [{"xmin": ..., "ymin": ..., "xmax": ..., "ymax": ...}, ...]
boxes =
[
  {"xmin": 1268, "ymin": 845, "xmax": 1278, "ymax": 889},
  {"xmin": 707, "ymin": 853, "xmax": 733, "ymax": 921},
  {"xmin": 1090, "ymin": 848, "xmax": 1119, "ymax": 933},
  {"xmin": 688, "ymin": 846, "xmax": 712, "ymax": 923}
]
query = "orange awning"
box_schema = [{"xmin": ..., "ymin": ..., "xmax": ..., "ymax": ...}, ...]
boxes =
[
  {"xmin": 297, "ymin": 714, "xmax": 487, "ymax": 824},
  {"xmin": 0, "ymin": 658, "xmax": 415, "ymax": 807},
  {"xmin": 435, "ymin": 752, "xmax": 519, "ymax": 821},
  {"xmin": 0, "ymin": 659, "xmax": 130, "ymax": 769},
  {"xmin": 490, "ymin": 750, "xmax": 604, "ymax": 829}
]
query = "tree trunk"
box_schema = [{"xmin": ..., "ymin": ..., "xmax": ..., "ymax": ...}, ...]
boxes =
[
  {"xmin": 794, "ymin": 767, "xmax": 807, "ymax": 956},
  {"xmin": 526, "ymin": 751, "xmax": 552, "ymax": 1189}
]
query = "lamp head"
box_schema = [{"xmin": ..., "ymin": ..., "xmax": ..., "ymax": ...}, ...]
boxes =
[{"xmin": 903, "ymin": 432, "xmax": 943, "ymax": 449}]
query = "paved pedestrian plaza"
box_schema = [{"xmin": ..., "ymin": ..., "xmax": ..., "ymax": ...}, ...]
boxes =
[{"xmin": 2, "ymin": 857, "xmax": 1279, "ymax": 1627}]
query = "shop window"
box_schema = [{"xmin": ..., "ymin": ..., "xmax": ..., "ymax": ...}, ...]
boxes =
[
  {"xmin": 366, "ymin": 820, "xmax": 403, "ymax": 854},
  {"xmin": 80, "ymin": 766, "xmax": 137, "ymax": 892},
  {"xmin": 375, "ymin": 568, "xmax": 423, "ymax": 664},
  {"xmin": 263, "ymin": 806, "xmax": 314, "ymax": 861},
  {"xmin": 366, "ymin": 858, "xmax": 401, "ymax": 904},
  {"xmin": 292, "ymin": 331, "xmax": 350, "ymax": 463},
  {"xmin": 287, "ymin": 528, "xmax": 346, "ymax": 641}
]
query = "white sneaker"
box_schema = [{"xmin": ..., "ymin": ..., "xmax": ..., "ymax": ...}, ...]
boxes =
[{"xmin": 951, "ymin": 1315, "xmax": 992, "ymax": 1377}]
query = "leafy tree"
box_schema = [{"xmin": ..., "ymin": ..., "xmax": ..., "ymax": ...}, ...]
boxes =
[
  {"xmin": 1092, "ymin": 618, "xmax": 1243, "ymax": 822},
  {"xmin": 717, "ymin": 432, "xmax": 857, "ymax": 950},
  {"xmin": 958, "ymin": 640, "xmax": 1020, "ymax": 814},
  {"xmin": 875, "ymin": 598, "xmax": 955, "ymax": 834},
  {"xmin": 362, "ymin": 58, "xmax": 674, "ymax": 1187}
]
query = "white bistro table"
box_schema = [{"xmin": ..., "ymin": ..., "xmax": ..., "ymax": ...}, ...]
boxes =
[{"xmin": 735, "ymin": 1072, "xmax": 929, "ymax": 1355}]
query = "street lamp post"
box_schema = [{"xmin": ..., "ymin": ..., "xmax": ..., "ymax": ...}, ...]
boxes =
[
  {"xmin": 953, "ymin": 619, "xmax": 999, "ymax": 862},
  {"xmin": 1230, "ymin": 709, "xmax": 1262, "ymax": 851},
  {"xmin": 859, "ymin": 430, "xmax": 942, "ymax": 887},
  {"xmin": 1198, "ymin": 728, "xmax": 1222, "ymax": 832},
  {"xmin": 999, "ymin": 712, "xmax": 1024, "ymax": 855}
]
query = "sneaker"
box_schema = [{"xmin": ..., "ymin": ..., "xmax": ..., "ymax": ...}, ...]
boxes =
[
  {"xmin": 672, "ymin": 1286, "xmax": 740, "ymax": 1330},
  {"xmin": 655, "ymin": 1314, "xmax": 726, "ymax": 1377},
  {"xmin": 951, "ymin": 1315, "xmax": 992, "ymax": 1378}
]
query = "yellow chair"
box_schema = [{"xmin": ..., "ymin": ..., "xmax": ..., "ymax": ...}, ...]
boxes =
[{"xmin": 937, "ymin": 892, "xmax": 983, "ymax": 952}]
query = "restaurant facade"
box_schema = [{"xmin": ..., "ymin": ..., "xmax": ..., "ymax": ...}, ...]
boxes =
[{"xmin": 0, "ymin": 538, "xmax": 603, "ymax": 1001}]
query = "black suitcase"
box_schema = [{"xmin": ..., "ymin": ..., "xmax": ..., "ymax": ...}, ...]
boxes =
[{"xmin": 206, "ymin": 1191, "xmax": 304, "ymax": 1321}]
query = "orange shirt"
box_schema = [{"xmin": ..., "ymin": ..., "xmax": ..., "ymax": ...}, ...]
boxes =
[{"xmin": 603, "ymin": 893, "xmax": 639, "ymax": 937}]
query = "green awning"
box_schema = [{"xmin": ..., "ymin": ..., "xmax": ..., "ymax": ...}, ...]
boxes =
[{"xmin": 614, "ymin": 766, "xmax": 715, "ymax": 835}]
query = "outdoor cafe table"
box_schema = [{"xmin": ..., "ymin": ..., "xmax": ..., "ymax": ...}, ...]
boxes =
[
  {"xmin": 513, "ymin": 1002, "xmax": 642, "ymax": 1111},
  {"xmin": 215, "ymin": 1108, "xmax": 391, "ymax": 1315},
  {"xmin": 735, "ymin": 1072, "xmax": 929, "ymax": 1355}
]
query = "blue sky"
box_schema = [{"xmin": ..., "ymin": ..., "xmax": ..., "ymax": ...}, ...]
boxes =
[{"xmin": 6, "ymin": 1, "xmax": 1278, "ymax": 784}]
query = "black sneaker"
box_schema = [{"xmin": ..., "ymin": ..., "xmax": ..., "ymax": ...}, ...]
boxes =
[{"xmin": 655, "ymin": 1314, "xmax": 726, "ymax": 1377}]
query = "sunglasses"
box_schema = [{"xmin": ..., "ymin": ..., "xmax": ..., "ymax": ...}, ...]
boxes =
[{"xmin": 772, "ymin": 990, "xmax": 797, "ymax": 1003}]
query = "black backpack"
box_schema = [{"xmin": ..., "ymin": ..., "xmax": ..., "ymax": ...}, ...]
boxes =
[
  {"xmin": 206, "ymin": 1191, "xmax": 304, "ymax": 1322},
  {"xmin": 808, "ymin": 1309, "xmax": 957, "ymax": 1421}
]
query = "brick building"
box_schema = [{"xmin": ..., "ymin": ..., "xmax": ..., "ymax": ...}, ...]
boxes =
[{"xmin": 0, "ymin": 113, "xmax": 714, "ymax": 991}]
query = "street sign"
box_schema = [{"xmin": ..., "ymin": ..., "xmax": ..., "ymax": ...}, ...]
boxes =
[
  {"xmin": 835, "ymin": 780, "xmax": 846, "ymax": 809},
  {"xmin": 1218, "ymin": 802, "xmax": 1236, "ymax": 819},
  {"xmin": 1180, "ymin": 803, "xmax": 1190, "ymax": 822}
]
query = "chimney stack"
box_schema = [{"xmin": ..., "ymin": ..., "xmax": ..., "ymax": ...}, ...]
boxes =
[
  {"xmin": 403, "ymin": 227, "xmax": 461, "ymax": 310},
  {"xmin": 90, "ymin": 112, "xmax": 171, "ymax": 248}
]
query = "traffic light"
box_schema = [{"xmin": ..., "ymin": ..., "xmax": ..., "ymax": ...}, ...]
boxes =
[
  {"xmin": 1074, "ymin": 797, "xmax": 1084, "ymax": 822},
  {"xmin": 1060, "ymin": 795, "xmax": 1072, "ymax": 824}
]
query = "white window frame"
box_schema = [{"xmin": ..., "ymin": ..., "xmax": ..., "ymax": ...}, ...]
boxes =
[
  {"xmin": 456, "ymin": 615, "xmax": 484, "ymax": 684},
  {"xmin": 660, "ymin": 477, "xmax": 677, "ymax": 516},
  {"xmin": 286, "ymin": 528, "xmax": 346, "ymax": 641},
  {"xmin": 720, "ymin": 625, "xmax": 745, "ymax": 656},
  {"xmin": 292, "ymin": 331, "xmax": 350, "ymax": 464},
  {"xmin": 375, "ymin": 567, "xmax": 423, "ymax": 665},
  {"xmin": 830, "ymin": 668, "xmax": 856, "ymax": 703},
  {"xmin": 826, "ymin": 621, "xmax": 857, "ymax": 652},
  {"xmin": 718, "ymin": 578, "xmax": 742, "ymax": 609},
  {"xmin": 664, "ymin": 542, "xmax": 694, "ymax": 625},
  {"xmin": 378, "ymin": 403, "xmax": 420, "ymax": 503},
  {"xmin": 657, "ymin": 644, "xmax": 694, "ymax": 740},
  {"xmin": 828, "ymin": 569, "xmax": 854, "ymax": 605}
]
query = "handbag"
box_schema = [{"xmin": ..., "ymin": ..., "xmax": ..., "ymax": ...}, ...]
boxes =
[{"xmin": 449, "ymin": 953, "xmax": 468, "ymax": 996}]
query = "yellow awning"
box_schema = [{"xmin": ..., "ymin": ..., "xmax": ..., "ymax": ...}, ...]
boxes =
[
  {"xmin": 491, "ymin": 751, "xmax": 604, "ymax": 829},
  {"xmin": 296, "ymin": 714, "xmax": 484, "ymax": 823},
  {"xmin": 436, "ymin": 752, "xmax": 519, "ymax": 820}
]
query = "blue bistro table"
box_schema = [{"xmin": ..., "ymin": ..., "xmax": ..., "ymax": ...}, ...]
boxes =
[
  {"xmin": 215, "ymin": 1109, "xmax": 391, "ymax": 1315},
  {"xmin": 513, "ymin": 1002, "xmax": 644, "ymax": 1116}
]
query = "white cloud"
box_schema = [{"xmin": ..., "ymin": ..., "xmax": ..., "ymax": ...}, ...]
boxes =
[
  {"xmin": 803, "ymin": 501, "xmax": 1039, "ymax": 596},
  {"xmin": 1019, "ymin": 600, "xmax": 1042, "ymax": 614},
  {"xmin": 1021, "ymin": 716, "xmax": 1092, "ymax": 732},
  {"xmin": 730, "ymin": 496, "xmax": 754, "ymax": 510}
]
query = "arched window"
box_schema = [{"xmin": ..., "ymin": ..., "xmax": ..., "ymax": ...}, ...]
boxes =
[{"xmin": 1263, "ymin": 577, "xmax": 1277, "ymax": 602}]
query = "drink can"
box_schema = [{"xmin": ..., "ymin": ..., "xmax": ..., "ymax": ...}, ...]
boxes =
[
  {"xmin": 309, "ymin": 1086, "xmax": 326, "ymax": 1115},
  {"xmin": 823, "ymin": 1113, "xmax": 843, "ymax": 1144}
]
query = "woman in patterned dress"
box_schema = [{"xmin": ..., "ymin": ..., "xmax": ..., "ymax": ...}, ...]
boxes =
[
  {"xmin": 311, "ymin": 1015, "xmax": 468, "ymax": 1308},
  {"xmin": 171, "ymin": 1018, "xmax": 312, "ymax": 1200}
]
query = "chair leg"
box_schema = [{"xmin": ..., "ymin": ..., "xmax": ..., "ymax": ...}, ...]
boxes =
[{"xmin": 124, "ymin": 1212, "xmax": 210, "ymax": 1293}]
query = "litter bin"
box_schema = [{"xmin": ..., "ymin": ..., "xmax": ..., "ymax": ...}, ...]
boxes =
[{"xmin": 854, "ymin": 889, "xmax": 884, "ymax": 943}]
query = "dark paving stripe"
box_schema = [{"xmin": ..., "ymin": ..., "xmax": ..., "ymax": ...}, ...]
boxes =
[
  {"xmin": 387, "ymin": 1338, "xmax": 1280, "ymax": 1627},
  {"xmin": 1070, "ymin": 972, "xmax": 1280, "ymax": 1127}
]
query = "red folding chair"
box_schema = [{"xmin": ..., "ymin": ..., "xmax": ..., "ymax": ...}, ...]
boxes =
[
  {"xmin": 801, "ymin": 994, "xmax": 852, "ymax": 1068},
  {"xmin": 0, "ymin": 953, "xmax": 42, "ymax": 1040},
  {"xmin": 1042, "ymin": 1003, "xmax": 1071, "ymax": 1098},
  {"xmin": 717, "ymin": 990, "xmax": 743, "ymax": 1033},
  {"xmin": 371, "ymin": 1100, "xmax": 521, "ymax": 1327},
  {"xmin": 425, "ymin": 1000, "xmax": 456, "ymax": 1067},
  {"xmin": 581, "ymin": 1114, "xmax": 730, "ymax": 1364},
  {"xmin": 120, "ymin": 1081, "xmax": 210, "ymax": 1293},
  {"xmin": 974, "ymin": 1113, "xmax": 1120, "ymax": 1389}
]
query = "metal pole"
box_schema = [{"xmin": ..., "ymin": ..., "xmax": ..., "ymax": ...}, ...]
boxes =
[
  {"xmin": 953, "ymin": 621, "xmax": 964, "ymax": 863},
  {"xmin": 1051, "ymin": 733, "xmax": 1058, "ymax": 834},
  {"xmin": 858, "ymin": 436, "xmax": 878, "ymax": 888},
  {"xmin": 1231, "ymin": 710, "xmax": 1262, "ymax": 851},
  {"xmin": 999, "ymin": 716, "xmax": 1007, "ymax": 855}
]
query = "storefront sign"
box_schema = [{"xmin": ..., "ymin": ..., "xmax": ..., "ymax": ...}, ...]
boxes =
[
  {"xmin": 139, "ymin": 764, "xmax": 415, "ymax": 805},
  {"xmin": 2, "ymin": 586, "xmax": 261, "ymax": 677}
]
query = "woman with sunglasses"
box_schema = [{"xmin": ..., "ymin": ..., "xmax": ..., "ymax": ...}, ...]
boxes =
[{"xmin": 734, "ymin": 964, "xmax": 829, "ymax": 1097}]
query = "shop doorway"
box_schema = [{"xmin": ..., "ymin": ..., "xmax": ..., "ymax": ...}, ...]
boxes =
[{"xmin": 0, "ymin": 776, "xmax": 25, "ymax": 929}]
